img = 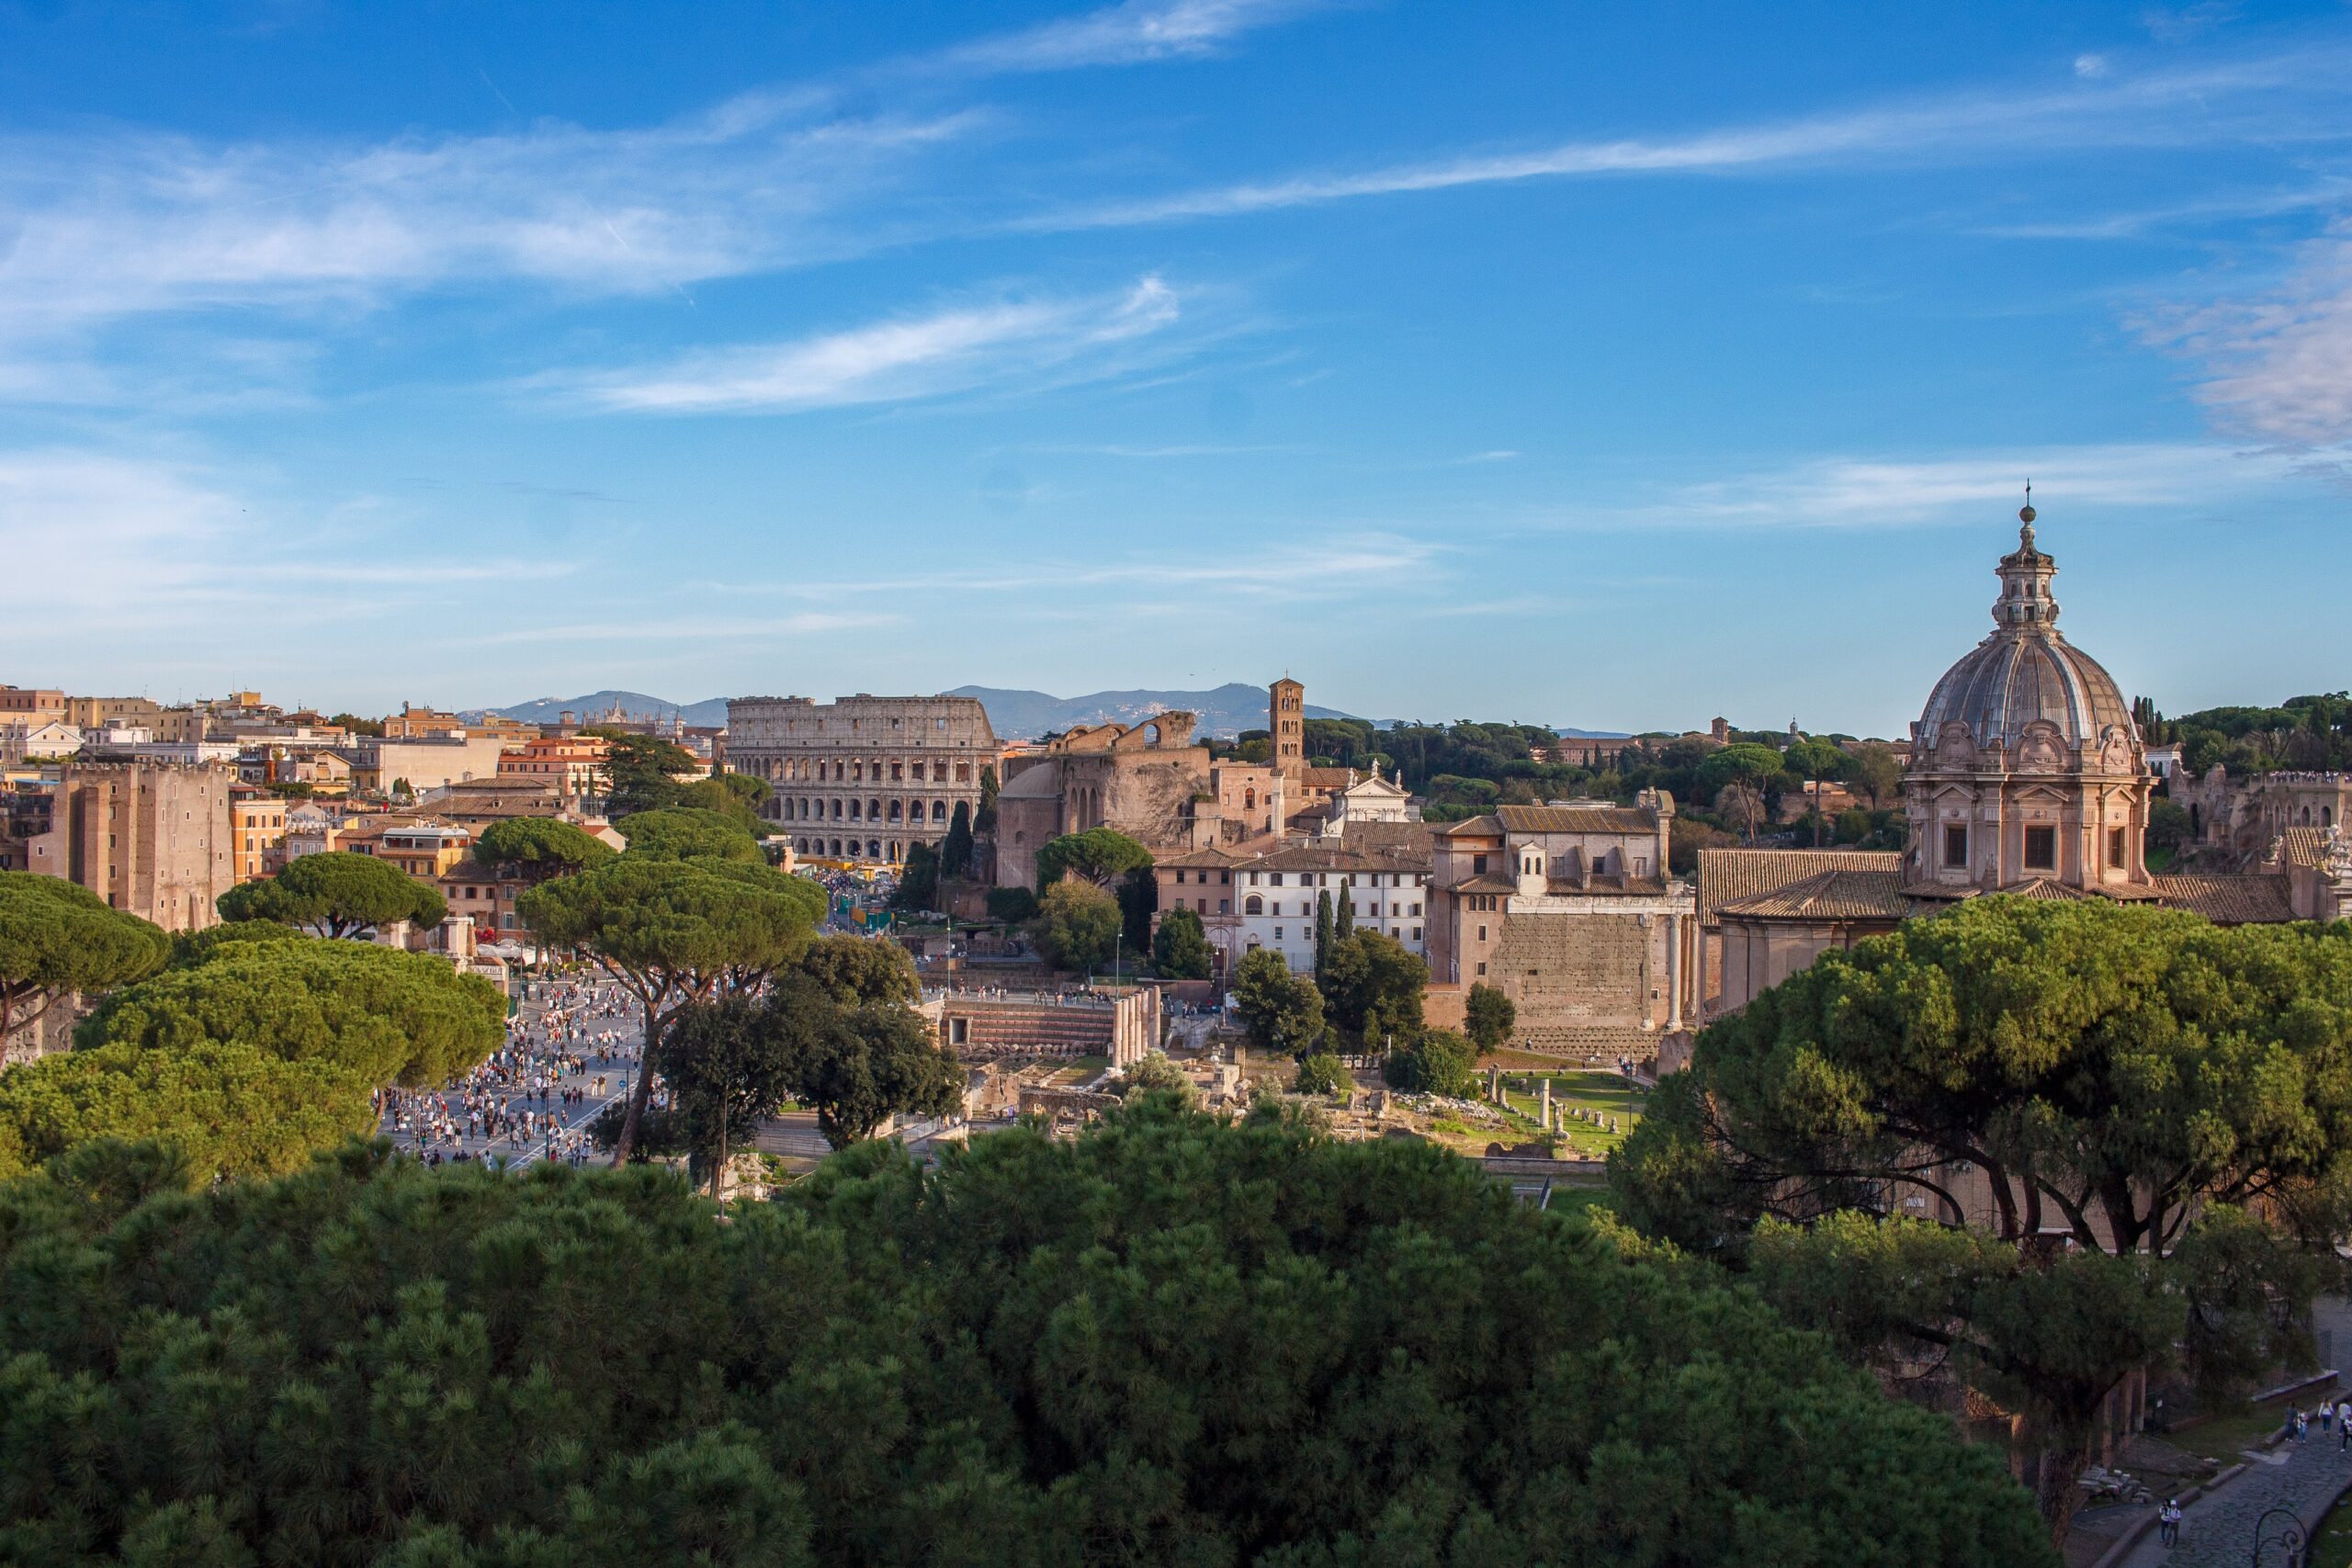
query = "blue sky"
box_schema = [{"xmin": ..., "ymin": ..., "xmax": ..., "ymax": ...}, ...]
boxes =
[{"xmin": 5, "ymin": 0, "xmax": 2350, "ymax": 735}]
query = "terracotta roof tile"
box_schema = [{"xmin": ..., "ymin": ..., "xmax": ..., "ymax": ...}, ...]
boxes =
[
  {"xmin": 1495, "ymin": 804, "xmax": 1658, "ymax": 834},
  {"xmin": 2282, "ymin": 827, "xmax": 2331, "ymax": 870},
  {"xmin": 1714, "ymin": 868, "xmax": 1915, "ymax": 922},
  {"xmin": 1697, "ymin": 848, "xmax": 1904, "ymax": 926},
  {"xmin": 2152, "ymin": 873, "xmax": 2297, "ymax": 924}
]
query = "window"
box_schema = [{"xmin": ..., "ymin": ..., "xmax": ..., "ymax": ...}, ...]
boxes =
[
  {"xmin": 2109, "ymin": 827, "xmax": 2127, "ymax": 868},
  {"xmin": 1476, "ymin": 924, "xmax": 1487, "ymax": 942},
  {"xmin": 1411, "ymin": 903, "xmax": 1422, "ymax": 916},
  {"xmin": 1412, "ymin": 927, "xmax": 1422, "ymax": 941},
  {"xmin": 1274, "ymin": 927, "xmax": 1284, "ymax": 941},
  {"xmin": 1472, "ymin": 854, "xmax": 1487, "ymax": 875},
  {"xmin": 1476, "ymin": 962, "xmax": 1487, "ymax": 976},
  {"xmin": 1218, "ymin": 899, "xmax": 1229, "ymax": 914},
  {"xmin": 2025, "ymin": 826, "xmax": 2057, "ymax": 871},
  {"xmin": 1943, "ymin": 824, "xmax": 1968, "ymax": 868},
  {"xmin": 1244, "ymin": 895, "xmax": 1263, "ymax": 915}
]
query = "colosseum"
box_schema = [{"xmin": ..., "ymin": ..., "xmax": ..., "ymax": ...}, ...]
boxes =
[{"xmin": 727, "ymin": 694, "xmax": 999, "ymax": 865}]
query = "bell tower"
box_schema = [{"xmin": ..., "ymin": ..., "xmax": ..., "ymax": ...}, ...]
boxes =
[{"xmin": 1270, "ymin": 677, "xmax": 1305, "ymax": 780}]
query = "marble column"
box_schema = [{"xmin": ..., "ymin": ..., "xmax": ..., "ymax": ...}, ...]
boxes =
[{"xmin": 1665, "ymin": 913, "xmax": 1684, "ymax": 1032}]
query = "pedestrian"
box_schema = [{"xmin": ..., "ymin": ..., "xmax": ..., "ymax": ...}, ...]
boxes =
[
  {"xmin": 2326, "ymin": 1398, "xmax": 2338, "ymax": 1433},
  {"xmin": 2157, "ymin": 1498, "xmax": 2179, "ymax": 1546}
]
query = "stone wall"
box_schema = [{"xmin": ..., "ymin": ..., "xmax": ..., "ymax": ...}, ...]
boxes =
[{"xmin": 1490, "ymin": 913, "xmax": 1652, "ymax": 1030}]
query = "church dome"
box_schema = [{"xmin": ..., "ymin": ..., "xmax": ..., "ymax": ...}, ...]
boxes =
[{"xmin": 1911, "ymin": 512, "xmax": 2139, "ymax": 769}]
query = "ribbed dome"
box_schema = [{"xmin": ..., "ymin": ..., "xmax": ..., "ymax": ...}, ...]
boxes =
[
  {"xmin": 1917, "ymin": 634, "xmax": 2133, "ymax": 753},
  {"xmin": 1912, "ymin": 515, "xmax": 2139, "ymax": 765}
]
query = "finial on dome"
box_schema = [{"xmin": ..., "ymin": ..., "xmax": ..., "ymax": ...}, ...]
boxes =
[{"xmin": 2018, "ymin": 480, "xmax": 2036, "ymax": 545}]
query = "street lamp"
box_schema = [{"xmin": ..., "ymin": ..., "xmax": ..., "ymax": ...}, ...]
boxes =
[{"xmin": 2252, "ymin": 1505, "xmax": 2304, "ymax": 1567}]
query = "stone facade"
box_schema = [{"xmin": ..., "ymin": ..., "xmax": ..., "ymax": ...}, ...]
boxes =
[
  {"xmin": 1900, "ymin": 509, "xmax": 2154, "ymax": 903},
  {"xmin": 21, "ymin": 761, "xmax": 234, "ymax": 931},
  {"xmin": 994, "ymin": 712, "xmax": 1214, "ymax": 888},
  {"xmin": 1424, "ymin": 795, "xmax": 1695, "ymax": 1056},
  {"xmin": 728, "ymin": 694, "xmax": 998, "ymax": 865}
]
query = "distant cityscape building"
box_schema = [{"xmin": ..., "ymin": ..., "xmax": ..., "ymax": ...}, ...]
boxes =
[
  {"xmin": 728, "ymin": 694, "xmax": 998, "ymax": 865},
  {"xmin": 17, "ymin": 762, "xmax": 233, "ymax": 931}
]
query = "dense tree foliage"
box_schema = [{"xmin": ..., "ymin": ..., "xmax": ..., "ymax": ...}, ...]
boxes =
[
  {"xmin": 0, "ymin": 874, "xmax": 168, "ymax": 1043},
  {"xmin": 76, "ymin": 939, "xmax": 506, "ymax": 1089},
  {"xmin": 1033, "ymin": 879, "xmax": 1122, "ymax": 974},
  {"xmin": 216, "ymin": 850, "xmax": 447, "ymax": 937},
  {"xmin": 0, "ymin": 1106, "xmax": 2052, "ymax": 1566},
  {"xmin": 1317, "ymin": 930, "xmax": 1428, "ymax": 1046},
  {"xmin": 974, "ymin": 763, "xmax": 999, "ymax": 835},
  {"xmin": 1384, "ymin": 1027, "xmax": 1479, "ymax": 1098},
  {"xmin": 585, "ymin": 728, "xmax": 703, "ymax": 817},
  {"xmin": 0, "ymin": 1042, "xmax": 370, "ymax": 1183},
  {"xmin": 1116, "ymin": 1049, "xmax": 1199, "ymax": 1108},
  {"xmin": 1294, "ymin": 1051, "xmax": 1349, "ymax": 1097},
  {"xmin": 759, "ymin": 972, "xmax": 964, "ymax": 1147},
  {"xmin": 1232, "ymin": 947, "xmax": 1324, "ymax": 1056},
  {"xmin": 1611, "ymin": 896, "xmax": 2352, "ymax": 1540},
  {"xmin": 1151, "ymin": 906, "xmax": 1214, "ymax": 979},
  {"xmin": 890, "ymin": 841, "xmax": 941, "ymax": 912},
  {"xmin": 653, "ymin": 995, "xmax": 799, "ymax": 1192},
  {"xmin": 795, "ymin": 934, "xmax": 920, "ymax": 1006},
  {"xmin": 517, "ymin": 854, "xmax": 825, "ymax": 1159},
  {"xmin": 615, "ymin": 807, "xmax": 763, "ymax": 863},
  {"xmin": 1464, "ymin": 982, "xmax": 1515, "ymax": 1050},
  {"xmin": 938, "ymin": 799, "xmax": 976, "ymax": 879},
  {"xmin": 2143, "ymin": 691, "xmax": 2352, "ymax": 776},
  {"xmin": 164, "ymin": 919, "xmax": 307, "ymax": 969},
  {"xmin": 1033, "ymin": 827, "xmax": 1153, "ymax": 894},
  {"xmin": 472, "ymin": 817, "xmax": 615, "ymax": 879}
]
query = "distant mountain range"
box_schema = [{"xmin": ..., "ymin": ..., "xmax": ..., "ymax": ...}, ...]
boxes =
[
  {"xmin": 942, "ymin": 683, "xmax": 1361, "ymax": 740},
  {"xmin": 472, "ymin": 691, "xmax": 733, "ymax": 728},
  {"xmin": 475, "ymin": 686, "xmax": 1632, "ymax": 743}
]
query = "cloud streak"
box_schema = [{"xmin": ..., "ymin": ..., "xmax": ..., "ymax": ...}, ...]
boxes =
[
  {"xmin": 1021, "ymin": 49, "xmax": 2352, "ymax": 230},
  {"xmin": 2137, "ymin": 221, "xmax": 2352, "ymax": 446},
  {"xmin": 551, "ymin": 276, "xmax": 1190, "ymax": 414},
  {"xmin": 1539, "ymin": 442, "xmax": 2338, "ymax": 530},
  {"xmin": 927, "ymin": 0, "xmax": 1322, "ymax": 74}
]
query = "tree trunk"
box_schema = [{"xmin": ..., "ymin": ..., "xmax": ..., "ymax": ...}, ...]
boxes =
[
  {"xmin": 2029, "ymin": 1431, "xmax": 2091, "ymax": 1550},
  {"xmin": 611, "ymin": 993, "xmax": 661, "ymax": 1166}
]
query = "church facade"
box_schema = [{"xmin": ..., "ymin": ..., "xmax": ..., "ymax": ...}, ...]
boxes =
[{"xmin": 1698, "ymin": 506, "xmax": 2320, "ymax": 1021}]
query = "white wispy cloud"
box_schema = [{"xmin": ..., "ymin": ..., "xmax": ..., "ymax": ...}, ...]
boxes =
[
  {"xmin": 0, "ymin": 106, "xmax": 981, "ymax": 336},
  {"xmin": 928, "ymin": 0, "xmax": 1323, "ymax": 74},
  {"xmin": 551, "ymin": 276, "xmax": 1190, "ymax": 414},
  {"xmin": 2136, "ymin": 221, "xmax": 2352, "ymax": 446},
  {"xmin": 1023, "ymin": 50, "xmax": 2352, "ymax": 230},
  {"xmin": 1557, "ymin": 441, "xmax": 2335, "ymax": 530}
]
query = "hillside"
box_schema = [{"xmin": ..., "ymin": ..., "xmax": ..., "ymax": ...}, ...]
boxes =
[
  {"xmin": 944, "ymin": 683, "xmax": 1362, "ymax": 740},
  {"xmin": 475, "ymin": 691, "xmax": 732, "ymax": 728}
]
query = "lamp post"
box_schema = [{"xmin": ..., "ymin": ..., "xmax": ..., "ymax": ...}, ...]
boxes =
[{"xmin": 2251, "ymin": 1505, "xmax": 2304, "ymax": 1567}]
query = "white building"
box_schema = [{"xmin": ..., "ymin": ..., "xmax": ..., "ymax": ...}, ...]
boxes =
[{"xmin": 1157, "ymin": 822, "xmax": 1435, "ymax": 976}]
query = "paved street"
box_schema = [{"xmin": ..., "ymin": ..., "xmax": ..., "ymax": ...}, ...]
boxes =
[
  {"xmin": 2117, "ymin": 1297, "xmax": 2352, "ymax": 1567},
  {"xmin": 378, "ymin": 976, "xmax": 645, "ymax": 1169}
]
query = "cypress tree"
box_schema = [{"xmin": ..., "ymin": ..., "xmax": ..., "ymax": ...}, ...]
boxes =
[
  {"xmin": 1335, "ymin": 879, "xmax": 1356, "ymax": 941},
  {"xmin": 1314, "ymin": 889, "xmax": 1334, "ymax": 980}
]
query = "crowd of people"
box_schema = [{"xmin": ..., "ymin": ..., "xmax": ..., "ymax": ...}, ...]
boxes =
[{"xmin": 377, "ymin": 973, "xmax": 642, "ymax": 1169}]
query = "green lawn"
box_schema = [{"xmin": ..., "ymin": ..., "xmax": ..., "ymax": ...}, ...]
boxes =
[
  {"xmin": 1049, "ymin": 1055, "xmax": 1111, "ymax": 1086},
  {"xmin": 1498, "ymin": 1070, "xmax": 1649, "ymax": 1156},
  {"xmin": 2313, "ymin": 1496, "xmax": 2352, "ymax": 1568},
  {"xmin": 2159, "ymin": 1402, "xmax": 2288, "ymax": 1464}
]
